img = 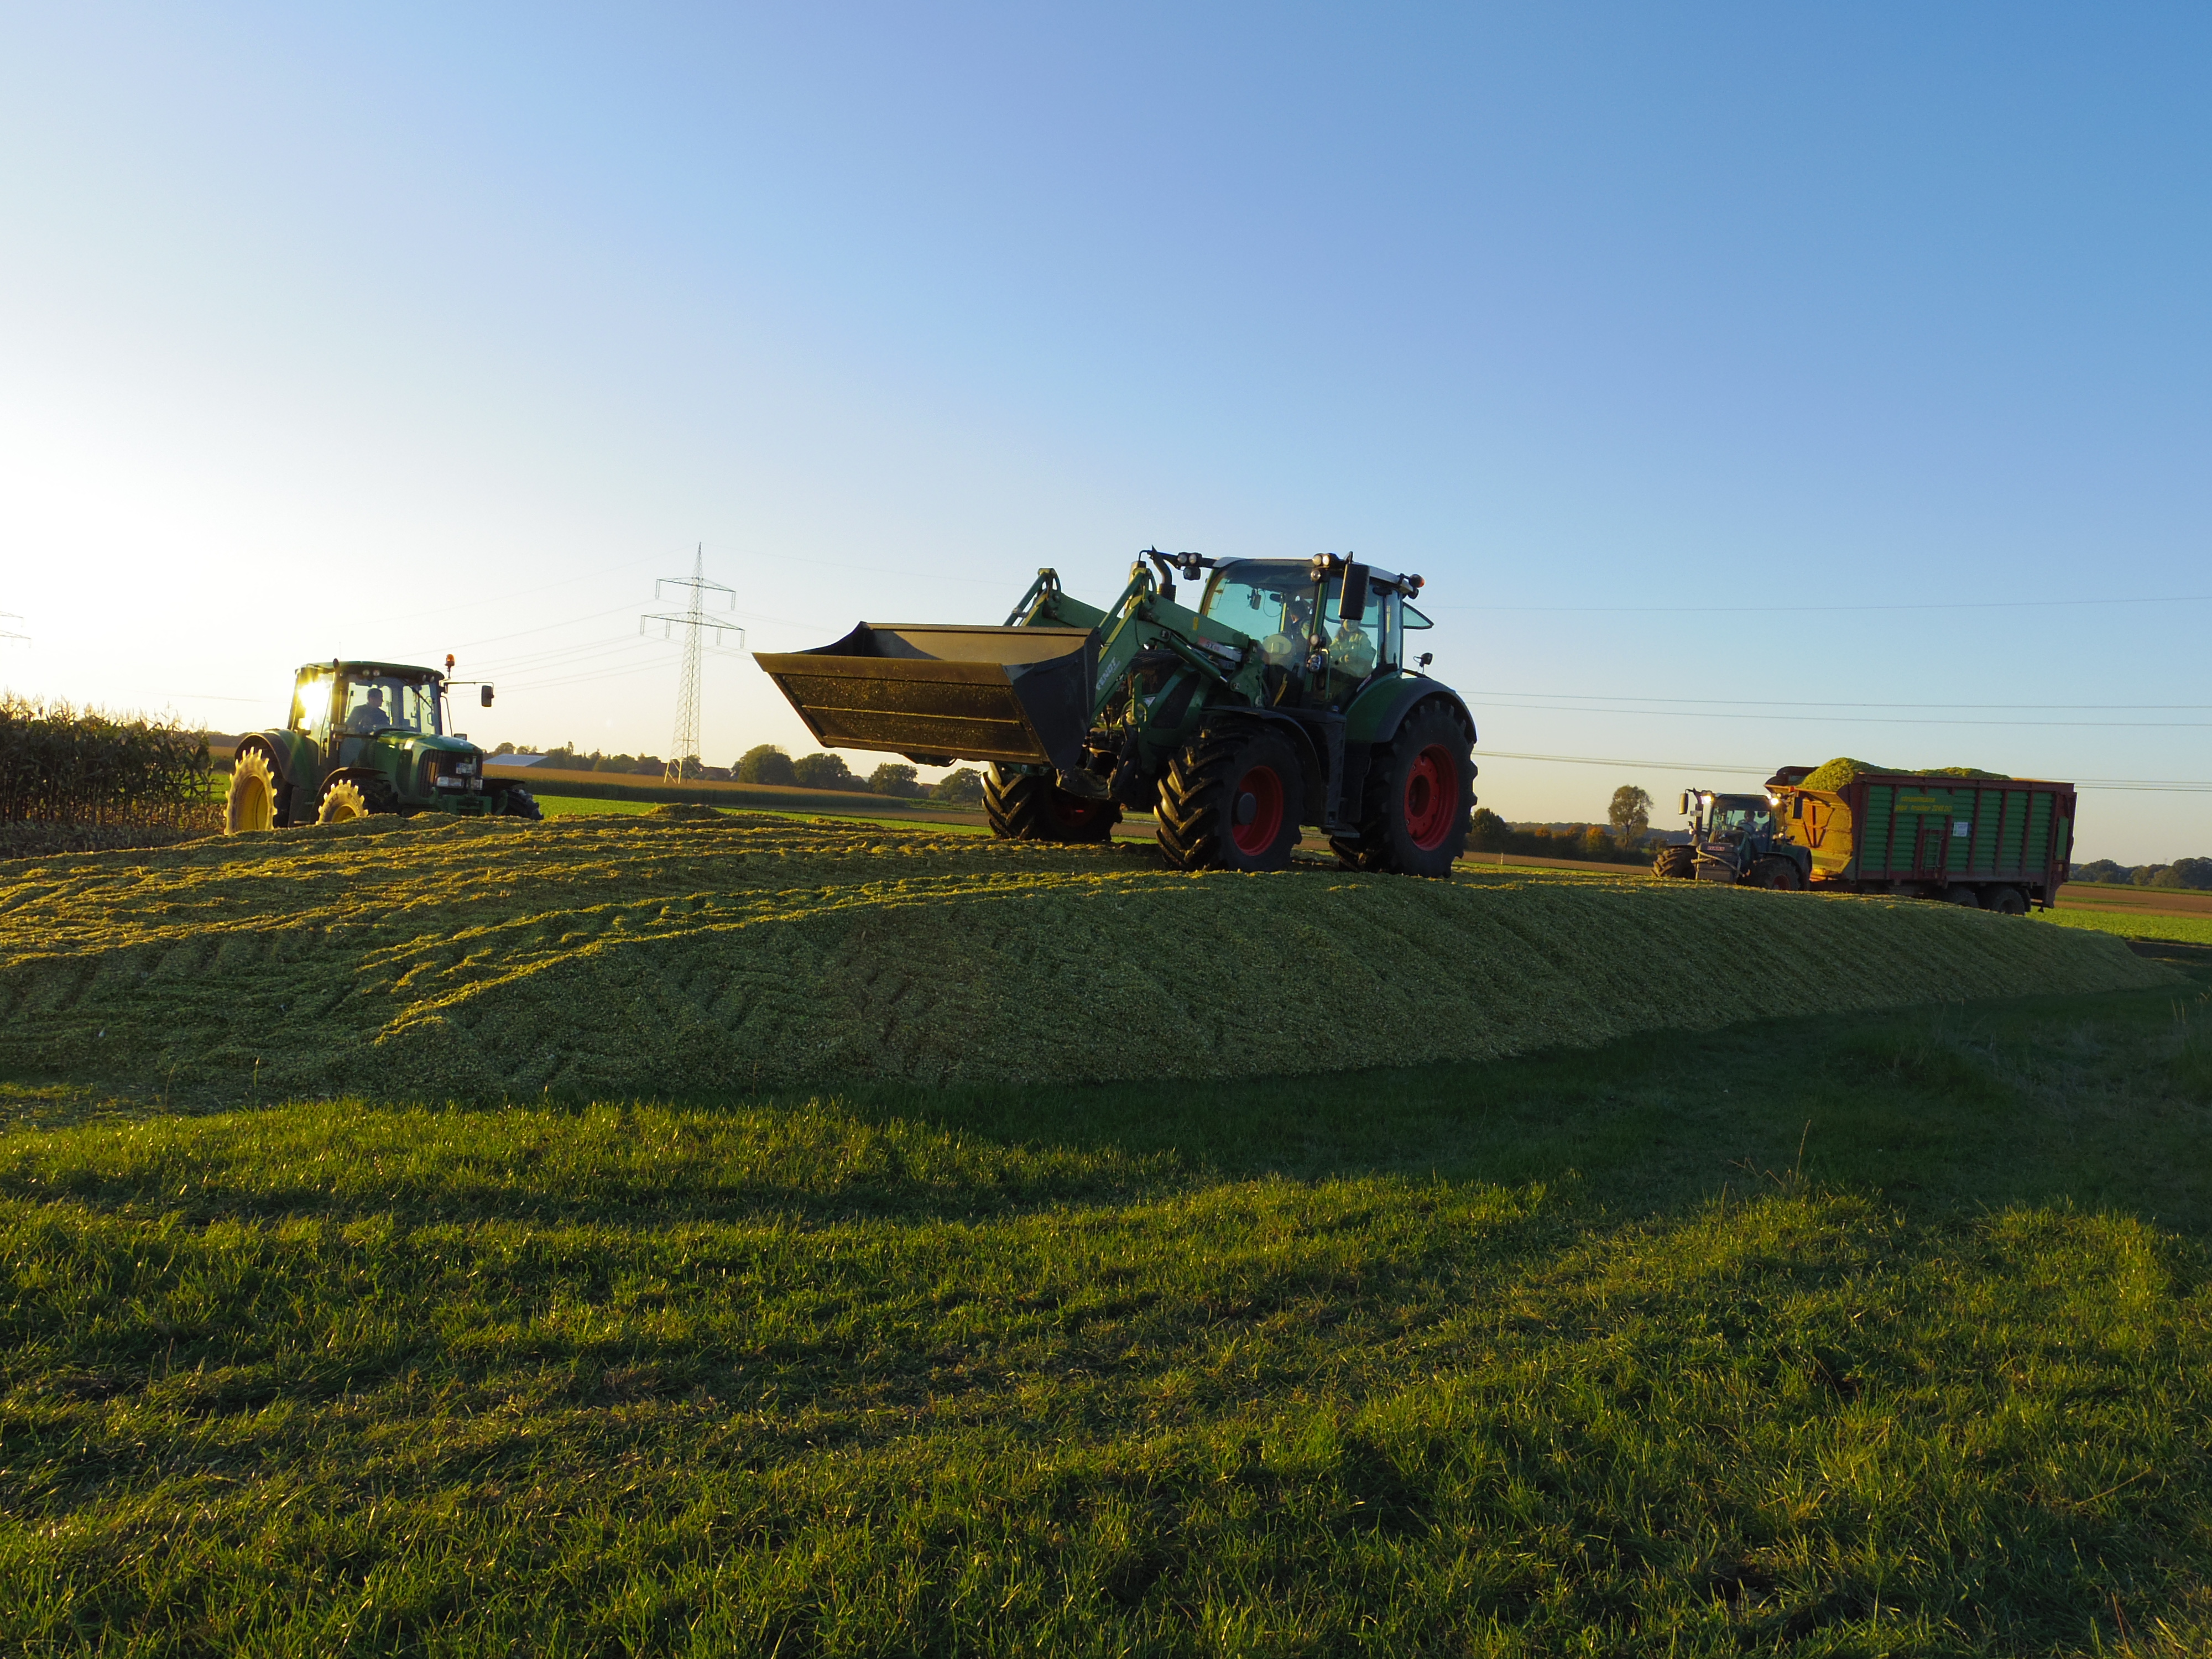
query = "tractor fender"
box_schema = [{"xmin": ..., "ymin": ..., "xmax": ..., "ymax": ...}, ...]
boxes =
[
  {"xmin": 234, "ymin": 731, "xmax": 301, "ymax": 788},
  {"xmin": 1201, "ymin": 708, "xmax": 1330, "ymax": 824},
  {"xmin": 1344, "ymin": 676, "xmax": 1477, "ymax": 749}
]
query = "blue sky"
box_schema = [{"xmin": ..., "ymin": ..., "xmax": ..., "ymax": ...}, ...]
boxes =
[{"xmin": 2, "ymin": 4, "xmax": 2206, "ymax": 858}]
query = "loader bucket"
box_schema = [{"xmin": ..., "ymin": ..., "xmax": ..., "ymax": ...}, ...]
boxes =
[{"xmin": 756, "ymin": 623, "xmax": 1098, "ymax": 773}]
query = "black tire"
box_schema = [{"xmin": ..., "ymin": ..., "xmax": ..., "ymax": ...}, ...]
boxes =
[
  {"xmin": 1330, "ymin": 702, "xmax": 1474, "ymax": 878},
  {"xmin": 502, "ymin": 786, "xmax": 544, "ymax": 822},
  {"xmin": 1986, "ymin": 886, "xmax": 2028, "ymax": 916},
  {"xmin": 1942, "ymin": 884, "xmax": 1981, "ymax": 908},
  {"xmin": 1747, "ymin": 857, "xmax": 1803, "ymax": 891},
  {"xmin": 1156, "ymin": 725, "xmax": 1304, "ymax": 872},
  {"xmin": 1652, "ymin": 844, "xmax": 1696, "ymax": 880},
  {"xmin": 983, "ymin": 766, "xmax": 1119, "ymax": 843}
]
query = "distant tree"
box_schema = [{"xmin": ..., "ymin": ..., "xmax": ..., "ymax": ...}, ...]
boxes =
[
  {"xmin": 1608, "ymin": 785, "xmax": 1652, "ymax": 848},
  {"xmin": 2130, "ymin": 864, "xmax": 2172, "ymax": 888},
  {"xmin": 792, "ymin": 752, "xmax": 854, "ymax": 790},
  {"xmin": 491, "ymin": 740, "xmax": 516, "ymax": 756},
  {"xmin": 932, "ymin": 766, "xmax": 985, "ymax": 805},
  {"xmin": 737, "ymin": 744, "xmax": 797, "ymax": 785},
  {"xmin": 869, "ymin": 761, "xmax": 921, "ymax": 798},
  {"xmin": 1580, "ymin": 826, "xmax": 1614, "ymax": 861},
  {"xmin": 2070, "ymin": 859, "xmax": 2129, "ymax": 885},
  {"xmin": 1468, "ymin": 807, "xmax": 1509, "ymax": 851},
  {"xmin": 2151, "ymin": 857, "xmax": 2212, "ymax": 891}
]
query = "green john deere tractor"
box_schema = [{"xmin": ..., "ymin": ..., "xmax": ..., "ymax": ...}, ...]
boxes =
[
  {"xmin": 757, "ymin": 550, "xmax": 1476, "ymax": 875},
  {"xmin": 225, "ymin": 659, "xmax": 540, "ymax": 832}
]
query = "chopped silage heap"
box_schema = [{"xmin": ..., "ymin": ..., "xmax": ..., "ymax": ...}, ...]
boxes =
[
  {"xmin": 0, "ymin": 811, "xmax": 2167, "ymax": 1102},
  {"xmin": 1800, "ymin": 758, "xmax": 2012, "ymax": 790}
]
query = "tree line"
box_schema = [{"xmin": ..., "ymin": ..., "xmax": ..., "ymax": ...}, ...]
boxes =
[{"xmin": 2071, "ymin": 858, "xmax": 2212, "ymax": 892}]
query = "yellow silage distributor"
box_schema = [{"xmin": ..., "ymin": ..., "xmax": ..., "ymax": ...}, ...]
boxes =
[{"xmin": 0, "ymin": 811, "xmax": 2169, "ymax": 1103}]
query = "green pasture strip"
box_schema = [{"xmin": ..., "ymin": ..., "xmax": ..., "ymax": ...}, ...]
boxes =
[
  {"xmin": 2033, "ymin": 906, "xmax": 2212, "ymax": 947},
  {"xmin": 2, "ymin": 973, "xmax": 2209, "ymax": 1655},
  {"xmin": 0, "ymin": 816, "xmax": 2167, "ymax": 1108}
]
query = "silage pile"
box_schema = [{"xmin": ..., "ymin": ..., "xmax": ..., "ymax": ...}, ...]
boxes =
[
  {"xmin": 0, "ymin": 812, "xmax": 2168, "ymax": 1102},
  {"xmin": 1800, "ymin": 758, "xmax": 2012, "ymax": 790}
]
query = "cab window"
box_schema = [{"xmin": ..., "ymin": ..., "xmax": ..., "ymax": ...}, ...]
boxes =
[{"xmin": 290, "ymin": 670, "xmax": 335, "ymax": 734}]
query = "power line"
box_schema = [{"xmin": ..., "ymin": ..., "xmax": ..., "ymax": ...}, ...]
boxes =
[
  {"xmin": 1464, "ymin": 688, "xmax": 2212, "ymax": 712},
  {"xmin": 1438, "ymin": 593, "xmax": 2212, "ymax": 617},
  {"xmin": 1474, "ymin": 700, "xmax": 2212, "ymax": 729}
]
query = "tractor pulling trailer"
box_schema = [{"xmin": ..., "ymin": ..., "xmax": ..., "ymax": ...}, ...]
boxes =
[
  {"xmin": 757, "ymin": 549, "xmax": 1478, "ymax": 875},
  {"xmin": 1656, "ymin": 767, "xmax": 2077, "ymax": 914}
]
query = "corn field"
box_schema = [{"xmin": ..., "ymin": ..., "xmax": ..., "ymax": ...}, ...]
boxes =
[{"xmin": 0, "ymin": 694, "xmax": 217, "ymax": 839}]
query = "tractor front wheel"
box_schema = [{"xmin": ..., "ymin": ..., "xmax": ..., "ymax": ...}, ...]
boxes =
[
  {"xmin": 1332, "ymin": 703, "xmax": 1473, "ymax": 878},
  {"xmin": 1651, "ymin": 844, "xmax": 1696, "ymax": 880},
  {"xmin": 1156, "ymin": 726, "xmax": 1303, "ymax": 872},
  {"xmin": 501, "ymin": 787, "xmax": 544, "ymax": 822},
  {"xmin": 226, "ymin": 749, "xmax": 284, "ymax": 833},
  {"xmin": 316, "ymin": 777, "xmax": 391, "ymax": 826},
  {"xmin": 1747, "ymin": 857, "xmax": 1803, "ymax": 891},
  {"xmin": 984, "ymin": 766, "xmax": 1119, "ymax": 843}
]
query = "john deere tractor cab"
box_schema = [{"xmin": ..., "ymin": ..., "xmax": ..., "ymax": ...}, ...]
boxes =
[
  {"xmin": 757, "ymin": 547, "xmax": 1477, "ymax": 875},
  {"xmin": 1653, "ymin": 787, "xmax": 1810, "ymax": 890},
  {"xmin": 225, "ymin": 658, "xmax": 540, "ymax": 832}
]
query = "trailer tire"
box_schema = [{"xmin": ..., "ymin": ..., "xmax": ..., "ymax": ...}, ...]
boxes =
[
  {"xmin": 1942, "ymin": 885, "xmax": 1981, "ymax": 908},
  {"xmin": 1747, "ymin": 857, "xmax": 1803, "ymax": 891},
  {"xmin": 1331, "ymin": 703, "xmax": 1474, "ymax": 878},
  {"xmin": 984, "ymin": 766, "xmax": 1119, "ymax": 844},
  {"xmin": 1986, "ymin": 886, "xmax": 2027, "ymax": 916},
  {"xmin": 1157, "ymin": 726, "xmax": 1303, "ymax": 873},
  {"xmin": 1652, "ymin": 844, "xmax": 1696, "ymax": 880}
]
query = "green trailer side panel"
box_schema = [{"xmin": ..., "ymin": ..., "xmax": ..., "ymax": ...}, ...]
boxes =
[
  {"xmin": 2056, "ymin": 811, "xmax": 2073, "ymax": 866},
  {"xmin": 1998, "ymin": 791, "xmax": 2026, "ymax": 870},
  {"xmin": 1971, "ymin": 789, "xmax": 2002, "ymax": 872},
  {"xmin": 2026, "ymin": 791, "xmax": 2053, "ymax": 873},
  {"xmin": 1862, "ymin": 785, "xmax": 1893, "ymax": 874}
]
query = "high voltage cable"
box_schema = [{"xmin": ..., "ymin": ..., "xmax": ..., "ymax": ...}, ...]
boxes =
[
  {"xmin": 1436, "ymin": 593, "xmax": 2212, "ymax": 616},
  {"xmin": 1474, "ymin": 701, "xmax": 2212, "ymax": 729},
  {"xmin": 1464, "ymin": 688, "xmax": 2212, "ymax": 712}
]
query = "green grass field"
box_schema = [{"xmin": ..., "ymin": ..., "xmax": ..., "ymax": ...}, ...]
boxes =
[
  {"xmin": 2036, "ymin": 907, "xmax": 2212, "ymax": 947},
  {"xmin": 2, "ymin": 951, "xmax": 2209, "ymax": 1655},
  {"xmin": 3, "ymin": 818, "xmax": 2205, "ymax": 1653}
]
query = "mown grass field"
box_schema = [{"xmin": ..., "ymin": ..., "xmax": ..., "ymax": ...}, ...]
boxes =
[
  {"xmin": 2, "ymin": 817, "xmax": 2204, "ymax": 1654},
  {"xmin": 1, "ymin": 949, "xmax": 2208, "ymax": 1655}
]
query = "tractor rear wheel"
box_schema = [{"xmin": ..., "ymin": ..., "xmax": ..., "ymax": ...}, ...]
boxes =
[
  {"xmin": 226, "ymin": 749, "xmax": 284, "ymax": 833},
  {"xmin": 1156, "ymin": 726, "xmax": 1303, "ymax": 872},
  {"xmin": 1651, "ymin": 844, "xmax": 1696, "ymax": 880},
  {"xmin": 1747, "ymin": 857, "xmax": 1803, "ymax": 891},
  {"xmin": 316, "ymin": 776, "xmax": 393, "ymax": 826},
  {"xmin": 984, "ymin": 766, "xmax": 1119, "ymax": 843},
  {"xmin": 1331, "ymin": 702, "xmax": 1473, "ymax": 878}
]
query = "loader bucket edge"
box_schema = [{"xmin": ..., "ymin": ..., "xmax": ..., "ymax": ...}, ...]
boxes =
[{"xmin": 755, "ymin": 623, "xmax": 1098, "ymax": 773}]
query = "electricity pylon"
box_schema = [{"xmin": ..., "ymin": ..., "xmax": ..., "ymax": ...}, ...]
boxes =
[{"xmin": 640, "ymin": 546, "xmax": 741, "ymax": 782}]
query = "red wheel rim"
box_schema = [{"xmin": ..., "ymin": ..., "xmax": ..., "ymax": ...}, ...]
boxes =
[
  {"xmin": 1229, "ymin": 764, "xmax": 1286, "ymax": 855},
  {"xmin": 1403, "ymin": 745, "xmax": 1456, "ymax": 851}
]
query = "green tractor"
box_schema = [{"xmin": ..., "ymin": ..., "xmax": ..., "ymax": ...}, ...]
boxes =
[
  {"xmin": 758, "ymin": 550, "xmax": 1476, "ymax": 875},
  {"xmin": 225, "ymin": 658, "xmax": 541, "ymax": 832},
  {"xmin": 1652, "ymin": 787, "xmax": 1811, "ymax": 889}
]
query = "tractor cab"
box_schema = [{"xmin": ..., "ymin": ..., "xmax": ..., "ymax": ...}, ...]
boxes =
[
  {"xmin": 1688, "ymin": 791, "xmax": 1777, "ymax": 844},
  {"xmin": 1197, "ymin": 558, "xmax": 1433, "ymax": 706}
]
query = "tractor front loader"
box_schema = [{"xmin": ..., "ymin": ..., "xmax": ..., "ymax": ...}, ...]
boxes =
[{"xmin": 757, "ymin": 550, "xmax": 1477, "ymax": 875}]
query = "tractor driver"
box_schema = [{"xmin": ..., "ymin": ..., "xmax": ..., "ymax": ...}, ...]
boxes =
[
  {"xmin": 1327, "ymin": 619, "xmax": 1378, "ymax": 679},
  {"xmin": 345, "ymin": 685, "xmax": 393, "ymax": 734},
  {"xmin": 1260, "ymin": 593, "xmax": 1318, "ymax": 669}
]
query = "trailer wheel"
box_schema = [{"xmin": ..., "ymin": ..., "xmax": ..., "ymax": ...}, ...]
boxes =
[
  {"xmin": 1331, "ymin": 703, "xmax": 1474, "ymax": 878},
  {"xmin": 1747, "ymin": 857, "xmax": 1803, "ymax": 891},
  {"xmin": 1942, "ymin": 885, "xmax": 1981, "ymax": 908},
  {"xmin": 984, "ymin": 766, "xmax": 1119, "ymax": 843},
  {"xmin": 1652, "ymin": 845, "xmax": 1695, "ymax": 880},
  {"xmin": 1986, "ymin": 886, "xmax": 2027, "ymax": 916},
  {"xmin": 1156, "ymin": 726, "xmax": 1303, "ymax": 872}
]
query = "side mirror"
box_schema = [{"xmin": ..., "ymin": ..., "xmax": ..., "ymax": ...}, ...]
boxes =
[
  {"xmin": 479, "ymin": 685, "xmax": 494, "ymax": 707},
  {"xmin": 1417, "ymin": 651, "xmax": 1433, "ymax": 670},
  {"xmin": 1679, "ymin": 792, "xmax": 1693, "ymax": 816},
  {"xmin": 1337, "ymin": 562, "xmax": 1370, "ymax": 620}
]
